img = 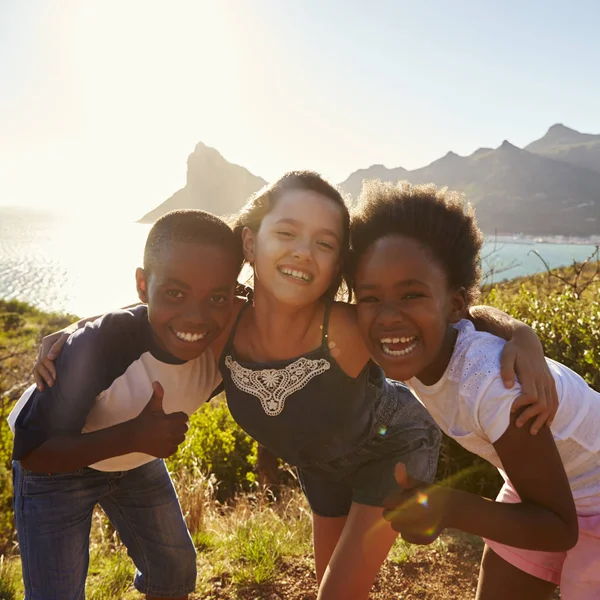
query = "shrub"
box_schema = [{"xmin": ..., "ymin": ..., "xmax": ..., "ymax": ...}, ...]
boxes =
[
  {"xmin": 167, "ymin": 398, "xmax": 258, "ymax": 501},
  {"xmin": 484, "ymin": 285, "xmax": 600, "ymax": 391}
]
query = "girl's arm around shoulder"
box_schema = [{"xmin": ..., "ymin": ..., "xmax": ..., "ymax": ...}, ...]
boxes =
[
  {"xmin": 468, "ymin": 305, "xmax": 558, "ymax": 434},
  {"xmin": 327, "ymin": 302, "xmax": 371, "ymax": 378}
]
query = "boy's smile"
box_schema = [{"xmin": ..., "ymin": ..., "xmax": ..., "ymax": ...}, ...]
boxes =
[
  {"xmin": 136, "ymin": 241, "xmax": 240, "ymax": 362},
  {"xmin": 355, "ymin": 235, "xmax": 464, "ymax": 385}
]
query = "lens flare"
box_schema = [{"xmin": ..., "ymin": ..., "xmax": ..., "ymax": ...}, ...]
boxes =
[
  {"xmin": 416, "ymin": 491, "xmax": 429, "ymax": 508},
  {"xmin": 369, "ymin": 464, "xmax": 488, "ymax": 541},
  {"xmin": 378, "ymin": 426, "xmax": 387, "ymax": 436}
]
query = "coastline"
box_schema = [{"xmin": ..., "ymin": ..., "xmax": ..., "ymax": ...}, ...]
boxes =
[{"xmin": 487, "ymin": 233, "xmax": 600, "ymax": 246}]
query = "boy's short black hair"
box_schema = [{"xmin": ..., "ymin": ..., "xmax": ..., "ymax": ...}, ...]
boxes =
[
  {"xmin": 350, "ymin": 180, "xmax": 483, "ymax": 306},
  {"xmin": 144, "ymin": 209, "xmax": 243, "ymax": 272}
]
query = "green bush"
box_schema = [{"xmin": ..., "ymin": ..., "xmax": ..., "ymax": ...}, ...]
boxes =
[
  {"xmin": 0, "ymin": 401, "xmax": 16, "ymax": 554},
  {"xmin": 436, "ymin": 435, "xmax": 503, "ymax": 498},
  {"xmin": 0, "ymin": 314, "xmax": 25, "ymax": 333},
  {"xmin": 485, "ymin": 285, "xmax": 600, "ymax": 391},
  {"xmin": 167, "ymin": 398, "xmax": 258, "ymax": 501}
]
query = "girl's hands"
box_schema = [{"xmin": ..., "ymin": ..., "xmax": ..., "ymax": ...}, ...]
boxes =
[
  {"xmin": 382, "ymin": 463, "xmax": 449, "ymax": 545},
  {"xmin": 33, "ymin": 331, "xmax": 70, "ymax": 391},
  {"xmin": 500, "ymin": 326, "xmax": 558, "ymax": 434}
]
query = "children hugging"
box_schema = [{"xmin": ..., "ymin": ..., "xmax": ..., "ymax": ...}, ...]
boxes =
[{"xmin": 14, "ymin": 172, "xmax": 579, "ymax": 599}]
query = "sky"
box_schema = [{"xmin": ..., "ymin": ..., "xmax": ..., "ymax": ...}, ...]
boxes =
[{"xmin": 1, "ymin": 0, "xmax": 600, "ymax": 220}]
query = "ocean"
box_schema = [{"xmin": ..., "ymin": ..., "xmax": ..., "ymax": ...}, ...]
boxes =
[{"xmin": 1, "ymin": 207, "xmax": 598, "ymax": 317}]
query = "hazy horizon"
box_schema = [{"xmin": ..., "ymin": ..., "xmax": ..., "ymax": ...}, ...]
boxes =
[{"xmin": 2, "ymin": 1, "xmax": 600, "ymax": 220}]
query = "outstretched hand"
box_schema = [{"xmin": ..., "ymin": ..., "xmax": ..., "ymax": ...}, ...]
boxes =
[{"xmin": 382, "ymin": 463, "xmax": 450, "ymax": 545}]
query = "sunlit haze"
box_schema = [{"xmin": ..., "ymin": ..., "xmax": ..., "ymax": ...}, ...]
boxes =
[{"xmin": 1, "ymin": 0, "xmax": 599, "ymax": 220}]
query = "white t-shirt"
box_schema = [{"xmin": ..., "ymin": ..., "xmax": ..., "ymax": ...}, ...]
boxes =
[{"xmin": 407, "ymin": 319, "xmax": 600, "ymax": 515}]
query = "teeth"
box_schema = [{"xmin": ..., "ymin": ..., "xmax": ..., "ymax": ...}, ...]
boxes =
[
  {"xmin": 280, "ymin": 267, "xmax": 312, "ymax": 282},
  {"xmin": 380, "ymin": 336, "xmax": 416, "ymax": 344},
  {"xmin": 174, "ymin": 330, "xmax": 206, "ymax": 343},
  {"xmin": 381, "ymin": 340, "xmax": 419, "ymax": 357}
]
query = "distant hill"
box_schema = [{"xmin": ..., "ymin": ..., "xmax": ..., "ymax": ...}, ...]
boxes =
[
  {"xmin": 525, "ymin": 123, "xmax": 600, "ymax": 174},
  {"xmin": 138, "ymin": 142, "xmax": 266, "ymax": 223},
  {"xmin": 140, "ymin": 125, "xmax": 600, "ymax": 236},
  {"xmin": 340, "ymin": 165, "xmax": 409, "ymax": 199},
  {"xmin": 339, "ymin": 127, "xmax": 600, "ymax": 236}
]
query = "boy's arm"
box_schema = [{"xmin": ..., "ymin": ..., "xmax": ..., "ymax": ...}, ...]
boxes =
[
  {"xmin": 385, "ymin": 410, "xmax": 577, "ymax": 551},
  {"xmin": 15, "ymin": 310, "xmax": 143, "ymax": 471},
  {"xmin": 33, "ymin": 302, "xmax": 144, "ymax": 391},
  {"xmin": 20, "ymin": 383, "xmax": 188, "ymax": 473},
  {"xmin": 468, "ymin": 305, "xmax": 558, "ymax": 433}
]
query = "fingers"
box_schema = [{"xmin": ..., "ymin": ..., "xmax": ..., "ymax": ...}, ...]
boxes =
[
  {"xmin": 395, "ymin": 462, "xmax": 425, "ymax": 491},
  {"xmin": 400, "ymin": 531, "xmax": 439, "ymax": 546},
  {"xmin": 164, "ymin": 410, "xmax": 189, "ymax": 423},
  {"xmin": 146, "ymin": 381, "xmax": 165, "ymax": 412},
  {"xmin": 42, "ymin": 357, "xmax": 57, "ymax": 382},
  {"xmin": 152, "ymin": 380, "xmax": 164, "ymax": 398},
  {"xmin": 514, "ymin": 402, "xmax": 548, "ymax": 435},
  {"xmin": 33, "ymin": 360, "xmax": 56, "ymax": 391},
  {"xmin": 48, "ymin": 334, "xmax": 69, "ymax": 360},
  {"xmin": 499, "ymin": 344, "xmax": 517, "ymax": 389},
  {"xmin": 546, "ymin": 379, "xmax": 559, "ymax": 428},
  {"xmin": 510, "ymin": 393, "xmax": 534, "ymax": 413},
  {"xmin": 33, "ymin": 370, "xmax": 44, "ymax": 392},
  {"xmin": 395, "ymin": 462, "xmax": 420, "ymax": 490},
  {"xmin": 395, "ymin": 462, "xmax": 409, "ymax": 488},
  {"xmin": 530, "ymin": 412, "xmax": 549, "ymax": 436},
  {"xmin": 546, "ymin": 379, "xmax": 558, "ymax": 427}
]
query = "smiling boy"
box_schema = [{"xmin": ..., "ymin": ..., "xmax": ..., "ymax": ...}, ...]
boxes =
[{"xmin": 9, "ymin": 210, "xmax": 242, "ymax": 600}]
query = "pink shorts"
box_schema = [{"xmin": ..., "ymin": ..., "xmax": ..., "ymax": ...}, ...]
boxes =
[{"xmin": 483, "ymin": 481, "xmax": 600, "ymax": 599}]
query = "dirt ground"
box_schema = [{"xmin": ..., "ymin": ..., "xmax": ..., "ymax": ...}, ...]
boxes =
[{"xmin": 192, "ymin": 531, "xmax": 561, "ymax": 600}]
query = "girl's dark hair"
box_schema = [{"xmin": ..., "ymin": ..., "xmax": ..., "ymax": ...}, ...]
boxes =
[
  {"xmin": 144, "ymin": 209, "xmax": 243, "ymax": 273},
  {"xmin": 231, "ymin": 170, "xmax": 352, "ymax": 301},
  {"xmin": 350, "ymin": 180, "xmax": 483, "ymax": 306}
]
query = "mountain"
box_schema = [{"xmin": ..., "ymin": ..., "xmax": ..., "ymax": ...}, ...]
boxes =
[
  {"xmin": 138, "ymin": 142, "xmax": 266, "ymax": 223},
  {"xmin": 140, "ymin": 124, "xmax": 600, "ymax": 236},
  {"xmin": 525, "ymin": 124, "xmax": 600, "ymax": 173},
  {"xmin": 342, "ymin": 138, "xmax": 600, "ymax": 236},
  {"xmin": 459, "ymin": 141, "xmax": 600, "ymax": 236},
  {"xmin": 339, "ymin": 165, "xmax": 409, "ymax": 199}
]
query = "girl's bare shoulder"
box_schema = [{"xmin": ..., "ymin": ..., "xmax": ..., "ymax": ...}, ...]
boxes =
[{"xmin": 328, "ymin": 302, "xmax": 370, "ymax": 377}]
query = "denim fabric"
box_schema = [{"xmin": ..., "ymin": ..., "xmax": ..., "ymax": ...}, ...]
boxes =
[
  {"xmin": 13, "ymin": 459, "xmax": 196, "ymax": 599},
  {"xmin": 297, "ymin": 380, "xmax": 441, "ymax": 517}
]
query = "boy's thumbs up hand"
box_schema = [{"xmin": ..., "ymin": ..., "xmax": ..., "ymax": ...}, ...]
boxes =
[
  {"xmin": 134, "ymin": 381, "xmax": 189, "ymax": 458},
  {"xmin": 382, "ymin": 462, "xmax": 450, "ymax": 546},
  {"xmin": 145, "ymin": 381, "xmax": 166, "ymax": 412}
]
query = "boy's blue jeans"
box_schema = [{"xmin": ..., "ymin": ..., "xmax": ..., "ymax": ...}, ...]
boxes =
[{"xmin": 13, "ymin": 459, "xmax": 196, "ymax": 599}]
